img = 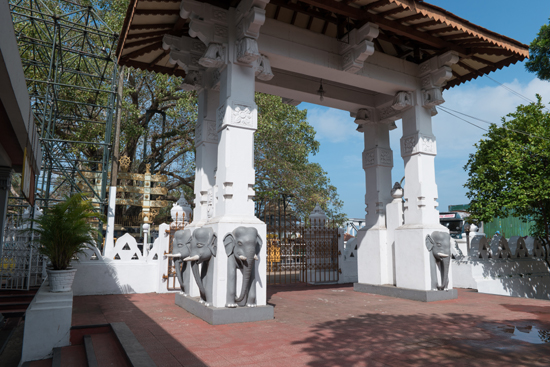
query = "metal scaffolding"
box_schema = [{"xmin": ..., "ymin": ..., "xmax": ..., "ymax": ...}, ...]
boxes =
[{"xmin": 9, "ymin": 0, "xmax": 118, "ymax": 214}]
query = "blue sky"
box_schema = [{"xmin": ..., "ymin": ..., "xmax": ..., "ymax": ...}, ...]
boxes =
[{"xmin": 299, "ymin": 0, "xmax": 550, "ymax": 219}]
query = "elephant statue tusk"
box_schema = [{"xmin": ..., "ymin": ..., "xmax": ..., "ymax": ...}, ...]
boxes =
[
  {"xmin": 183, "ymin": 255, "xmax": 200, "ymax": 262},
  {"xmin": 165, "ymin": 254, "xmax": 181, "ymax": 258},
  {"xmin": 253, "ymin": 254, "xmax": 258, "ymax": 260},
  {"xmin": 238, "ymin": 255, "xmax": 247, "ymax": 261},
  {"xmin": 437, "ymin": 253, "xmax": 449, "ymax": 258}
]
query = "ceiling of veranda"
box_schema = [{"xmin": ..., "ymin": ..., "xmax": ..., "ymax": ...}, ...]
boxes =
[{"xmin": 116, "ymin": 0, "xmax": 529, "ymax": 90}]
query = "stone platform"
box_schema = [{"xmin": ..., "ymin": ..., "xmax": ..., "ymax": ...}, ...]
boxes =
[
  {"xmin": 175, "ymin": 293, "xmax": 274, "ymax": 325},
  {"xmin": 72, "ymin": 284, "xmax": 550, "ymax": 366},
  {"xmin": 354, "ymin": 283, "xmax": 458, "ymax": 302}
]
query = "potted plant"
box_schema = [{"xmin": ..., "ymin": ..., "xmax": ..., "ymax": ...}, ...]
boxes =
[{"xmin": 29, "ymin": 193, "xmax": 104, "ymax": 292}]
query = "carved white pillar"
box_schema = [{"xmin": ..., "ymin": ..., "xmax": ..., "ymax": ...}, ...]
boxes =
[
  {"xmin": 179, "ymin": 0, "xmax": 272, "ymax": 310},
  {"xmin": 394, "ymin": 51, "xmax": 459, "ymax": 291},
  {"xmin": 353, "ymin": 92, "xmax": 412, "ymax": 286},
  {"xmin": 191, "ymin": 85, "xmax": 219, "ymax": 227},
  {"xmin": 0, "ymin": 167, "xmax": 12, "ymax": 259},
  {"xmin": 355, "ymin": 122, "xmax": 393, "ymax": 285}
]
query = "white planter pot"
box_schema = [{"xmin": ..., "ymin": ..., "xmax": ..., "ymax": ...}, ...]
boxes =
[{"xmin": 46, "ymin": 268, "xmax": 77, "ymax": 292}]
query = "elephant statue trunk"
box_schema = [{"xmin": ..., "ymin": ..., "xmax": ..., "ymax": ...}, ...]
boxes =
[
  {"xmin": 224, "ymin": 227, "xmax": 262, "ymax": 308},
  {"xmin": 190, "ymin": 260, "xmax": 207, "ymax": 302},
  {"xmin": 426, "ymin": 231, "xmax": 452, "ymax": 291},
  {"xmin": 185, "ymin": 227, "xmax": 217, "ymax": 306},
  {"xmin": 234, "ymin": 254, "xmax": 256, "ymax": 303}
]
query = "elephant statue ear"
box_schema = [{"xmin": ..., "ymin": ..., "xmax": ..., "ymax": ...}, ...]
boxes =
[
  {"xmin": 210, "ymin": 233, "xmax": 217, "ymax": 257},
  {"xmin": 425, "ymin": 234, "xmax": 435, "ymax": 252},
  {"xmin": 223, "ymin": 233, "xmax": 235, "ymax": 257},
  {"xmin": 255, "ymin": 234, "xmax": 262, "ymax": 255}
]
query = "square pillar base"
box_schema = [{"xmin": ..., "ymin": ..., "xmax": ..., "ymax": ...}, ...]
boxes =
[
  {"xmin": 175, "ymin": 293, "xmax": 274, "ymax": 325},
  {"xmin": 354, "ymin": 283, "xmax": 457, "ymax": 302}
]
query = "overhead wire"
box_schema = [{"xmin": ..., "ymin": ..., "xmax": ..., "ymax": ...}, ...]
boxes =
[{"xmin": 438, "ymin": 105, "xmax": 550, "ymax": 142}]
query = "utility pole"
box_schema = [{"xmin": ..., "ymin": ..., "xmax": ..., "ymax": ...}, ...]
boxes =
[{"xmin": 104, "ymin": 66, "xmax": 124, "ymax": 254}]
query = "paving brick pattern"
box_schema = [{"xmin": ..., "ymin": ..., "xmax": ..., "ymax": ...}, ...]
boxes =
[{"xmin": 72, "ymin": 285, "xmax": 550, "ymax": 366}]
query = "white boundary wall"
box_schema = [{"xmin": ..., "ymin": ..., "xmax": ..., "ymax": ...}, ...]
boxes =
[
  {"xmin": 452, "ymin": 235, "xmax": 550, "ymax": 300},
  {"xmin": 72, "ymin": 223, "xmax": 175, "ymax": 295}
]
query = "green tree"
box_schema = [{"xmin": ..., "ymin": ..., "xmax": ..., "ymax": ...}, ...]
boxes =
[
  {"xmin": 464, "ymin": 95, "xmax": 550, "ymax": 242},
  {"xmin": 255, "ymin": 93, "xmax": 345, "ymax": 223},
  {"xmin": 526, "ymin": 19, "xmax": 550, "ymax": 81}
]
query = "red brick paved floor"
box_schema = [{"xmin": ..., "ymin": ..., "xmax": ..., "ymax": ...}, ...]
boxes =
[{"xmin": 72, "ymin": 285, "xmax": 550, "ymax": 367}]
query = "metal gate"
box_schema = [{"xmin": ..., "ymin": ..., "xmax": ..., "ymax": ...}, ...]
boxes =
[
  {"xmin": 1, "ymin": 230, "xmax": 45, "ymax": 290},
  {"xmin": 257, "ymin": 199, "xmax": 339, "ymax": 285},
  {"xmin": 163, "ymin": 221, "xmax": 185, "ymax": 291}
]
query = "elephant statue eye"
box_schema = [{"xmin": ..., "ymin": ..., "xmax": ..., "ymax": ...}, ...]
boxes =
[
  {"xmin": 177, "ymin": 243, "xmax": 183, "ymax": 247},
  {"xmin": 197, "ymin": 243, "xmax": 204, "ymax": 248},
  {"xmin": 437, "ymin": 243, "xmax": 441, "ymax": 247},
  {"xmin": 238, "ymin": 241, "xmax": 243, "ymax": 246}
]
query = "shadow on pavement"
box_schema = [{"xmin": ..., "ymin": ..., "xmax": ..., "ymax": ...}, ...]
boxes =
[{"xmin": 291, "ymin": 312, "xmax": 550, "ymax": 367}]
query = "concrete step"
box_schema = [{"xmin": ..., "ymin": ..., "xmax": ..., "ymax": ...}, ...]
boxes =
[
  {"xmin": 0, "ymin": 294, "xmax": 35, "ymax": 303},
  {"xmin": 0, "ymin": 301, "xmax": 33, "ymax": 311},
  {"xmin": 60, "ymin": 344, "xmax": 87, "ymax": 367},
  {"xmin": 91, "ymin": 332, "xmax": 132, "ymax": 367}
]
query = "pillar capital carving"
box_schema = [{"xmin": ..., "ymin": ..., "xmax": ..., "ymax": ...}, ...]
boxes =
[
  {"xmin": 195, "ymin": 120, "xmax": 218, "ymax": 146},
  {"xmin": 362, "ymin": 147, "xmax": 393, "ymax": 169},
  {"xmin": 217, "ymin": 101, "xmax": 258, "ymax": 131},
  {"xmin": 418, "ymin": 51, "xmax": 459, "ymax": 110},
  {"xmin": 340, "ymin": 22, "xmax": 379, "ymax": 74},
  {"xmin": 400, "ymin": 132, "xmax": 437, "ymax": 158},
  {"xmin": 353, "ymin": 91, "xmax": 413, "ymax": 131}
]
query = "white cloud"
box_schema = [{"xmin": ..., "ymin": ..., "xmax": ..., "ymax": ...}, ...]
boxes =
[
  {"xmin": 309, "ymin": 77, "xmax": 550, "ymax": 218},
  {"xmin": 301, "ymin": 104, "xmax": 361, "ymax": 143}
]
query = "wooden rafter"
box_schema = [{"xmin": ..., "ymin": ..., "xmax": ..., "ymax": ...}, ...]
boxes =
[
  {"xmin": 130, "ymin": 23, "xmax": 173, "ymax": 30},
  {"xmin": 122, "ymin": 59, "xmax": 186, "ymax": 77},
  {"xmin": 134, "ymin": 9, "xmax": 179, "ymax": 16},
  {"xmin": 148, "ymin": 50, "xmax": 169, "ymax": 67},
  {"xmin": 377, "ymin": 7, "xmax": 406, "ymax": 18},
  {"xmin": 470, "ymin": 48, "xmax": 513, "ymax": 57},
  {"xmin": 364, "ymin": 0, "xmax": 390, "ymax": 10},
  {"xmin": 396, "ymin": 13, "xmax": 424, "ymax": 24},
  {"xmin": 126, "ymin": 30, "xmax": 172, "ymax": 40},
  {"xmin": 446, "ymin": 56, "xmax": 519, "ymax": 89},
  {"xmin": 121, "ymin": 41, "xmax": 163, "ymax": 61},
  {"xmin": 296, "ymin": 0, "xmax": 467, "ymax": 54},
  {"xmin": 124, "ymin": 36, "xmax": 163, "ymax": 49}
]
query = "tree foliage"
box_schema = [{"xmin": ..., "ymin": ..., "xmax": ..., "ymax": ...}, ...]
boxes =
[
  {"xmin": 11, "ymin": 0, "xmax": 346, "ymax": 224},
  {"xmin": 526, "ymin": 18, "xmax": 550, "ymax": 81},
  {"xmin": 255, "ymin": 94, "xmax": 345, "ymax": 223},
  {"xmin": 464, "ymin": 96, "xmax": 550, "ymax": 240}
]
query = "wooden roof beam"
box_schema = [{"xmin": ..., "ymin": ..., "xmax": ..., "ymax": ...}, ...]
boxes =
[
  {"xmin": 377, "ymin": 7, "xmax": 406, "ymax": 18},
  {"xmin": 124, "ymin": 36, "xmax": 163, "ymax": 49},
  {"xmin": 121, "ymin": 41, "xmax": 163, "ymax": 61},
  {"xmin": 396, "ymin": 13, "xmax": 424, "ymax": 24},
  {"xmin": 130, "ymin": 23, "xmax": 173, "ymax": 30},
  {"xmin": 297, "ymin": 0, "xmax": 467, "ymax": 53},
  {"xmin": 126, "ymin": 30, "xmax": 171, "ymax": 40},
  {"xmin": 121, "ymin": 59, "xmax": 186, "ymax": 78},
  {"xmin": 411, "ymin": 20, "xmax": 440, "ymax": 30},
  {"xmin": 470, "ymin": 48, "xmax": 513, "ymax": 57},
  {"xmin": 364, "ymin": 0, "xmax": 391, "ymax": 10},
  {"xmin": 446, "ymin": 56, "xmax": 520, "ymax": 89},
  {"xmin": 134, "ymin": 9, "xmax": 179, "ymax": 16},
  {"xmin": 271, "ymin": 0, "xmax": 338, "ymax": 24}
]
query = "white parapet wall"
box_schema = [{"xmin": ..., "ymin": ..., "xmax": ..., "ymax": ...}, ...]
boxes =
[
  {"xmin": 452, "ymin": 235, "xmax": 550, "ymax": 300},
  {"xmin": 20, "ymin": 280, "xmax": 73, "ymax": 363},
  {"xmin": 339, "ymin": 236, "xmax": 358, "ymax": 284},
  {"xmin": 72, "ymin": 224, "xmax": 173, "ymax": 296}
]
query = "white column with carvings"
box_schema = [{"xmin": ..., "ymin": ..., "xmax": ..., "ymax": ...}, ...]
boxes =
[
  {"xmin": 191, "ymin": 84, "xmax": 219, "ymax": 228},
  {"xmin": 353, "ymin": 92, "xmax": 412, "ymax": 286},
  {"xmin": 180, "ymin": 0, "xmax": 272, "ymax": 309},
  {"xmin": 355, "ymin": 122, "xmax": 393, "ymax": 285},
  {"xmin": 394, "ymin": 51, "xmax": 459, "ymax": 291}
]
